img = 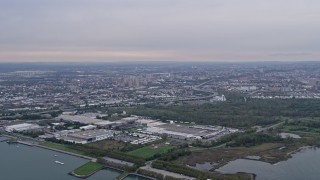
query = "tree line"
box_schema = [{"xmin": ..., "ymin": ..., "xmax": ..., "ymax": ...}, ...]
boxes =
[{"xmin": 125, "ymin": 98, "xmax": 320, "ymax": 128}]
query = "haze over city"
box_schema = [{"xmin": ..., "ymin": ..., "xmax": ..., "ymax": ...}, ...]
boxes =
[{"xmin": 1, "ymin": 0, "xmax": 320, "ymax": 62}]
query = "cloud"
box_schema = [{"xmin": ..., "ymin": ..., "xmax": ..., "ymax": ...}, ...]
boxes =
[{"xmin": 0, "ymin": 0, "xmax": 320, "ymax": 62}]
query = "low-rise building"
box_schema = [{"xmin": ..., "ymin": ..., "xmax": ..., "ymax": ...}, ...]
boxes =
[
  {"xmin": 80, "ymin": 125, "xmax": 96, "ymax": 130},
  {"xmin": 5, "ymin": 123, "xmax": 42, "ymax": 132},
  {"xmin": 56, "ymin": 129, "xmax": 116, "ymax": 144}
]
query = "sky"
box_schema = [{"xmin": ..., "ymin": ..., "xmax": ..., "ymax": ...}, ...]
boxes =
[{"xmin": 0, "ymin": 0, "xmax": 320, "ymax": 62}]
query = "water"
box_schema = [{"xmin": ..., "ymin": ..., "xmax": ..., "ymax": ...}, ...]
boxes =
[
  {"xmin": 0, "ymin": 142, "xmax": 145, "ymax": 180},
  {"xmin": 89, "ymin": 169, "xmax": 121, "ymax": 180},
  {"xmin": 217, "ymin": 147, "xmax": 320, "ymax": 180}
]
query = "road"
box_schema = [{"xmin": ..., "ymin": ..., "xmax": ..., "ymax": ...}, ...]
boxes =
[
  {"xmin": 257, "ymin": 121, "xmax": 285, "ymax": 132},
  {"xmin": 140, "ymin": 165, "xmax": 196, "ymax": 180}
]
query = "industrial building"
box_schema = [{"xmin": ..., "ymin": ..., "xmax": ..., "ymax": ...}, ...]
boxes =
[
  {"xmin": 55, "ymin": 129, "xmax": 116, "ymax": 144},
  {"xmin": 141, "ymin": 123, "xmax": 239, "ymax": 141},
  {"xmin": 5, "ymin": 123, "xmax": 42, "ymax": 132},
  {"xmin": 130, "ymin": 135, "xmax": 162, "ymax": 145},
  {"xmin": 57, "ymin": 114, "xmax": 104, "ymax": 124},
  {"xmin": 80, "ymin": 125, "xmax": 97, "ymax": 130}
]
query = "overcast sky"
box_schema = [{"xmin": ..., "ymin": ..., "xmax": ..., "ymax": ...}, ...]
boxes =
[{"xmin": 0, "ymin": 0, "xmax": 319, "ymax": 62}]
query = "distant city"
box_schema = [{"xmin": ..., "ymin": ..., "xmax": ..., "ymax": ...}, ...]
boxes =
[
  {"xmin": 1, "ymin": 62, "xmax": 319, "ymax": 114},
  {"xmin": 1, "ymin": 62, "xmax": 320, "ymax": 180}
]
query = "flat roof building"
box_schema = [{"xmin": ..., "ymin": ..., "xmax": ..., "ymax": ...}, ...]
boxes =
[
  {"xmin": 5, "ymin": 123, "xmax": 42, "ymax": 132},
  {"xmin": 56, "ymin": 129, "xmax": 115, "ymax": 144},
  {"xmin": 57, "ymin": 115, "xmax": 103, "ymax": 124}
]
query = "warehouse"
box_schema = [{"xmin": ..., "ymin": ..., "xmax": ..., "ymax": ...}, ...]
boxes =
[
  {"xmin": 142, "ymin": 124, "xmax": 239, "ymax": 141},
  {"xmin": 5, "ymin": 123, "xmax": 42, "ymax": 132},
  {"xmin": 57, "ymin": 114, "xmax": 103, "ymax": 124},
  {"xmin": 56, "ymin": 129, "xmax": 115, "ymax": 144}
]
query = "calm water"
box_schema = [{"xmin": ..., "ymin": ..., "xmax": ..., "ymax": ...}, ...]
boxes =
[
  {"xmin": 217, "ymin": 147, "xmax": 320, "ymax": 180},
  {"xmin": 0, "ymin": 142, "xmax": 145, "ymax": 180}
]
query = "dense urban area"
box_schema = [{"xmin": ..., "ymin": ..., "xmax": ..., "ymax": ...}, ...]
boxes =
[{"xmin": 1, "ymin": 62, "xmax": 320, "ymax": 180}]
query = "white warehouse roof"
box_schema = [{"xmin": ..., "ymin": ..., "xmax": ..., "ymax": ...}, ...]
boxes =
[{"xmin": 5, "ymin": 123, "xmax": 41, "ymax": 132}]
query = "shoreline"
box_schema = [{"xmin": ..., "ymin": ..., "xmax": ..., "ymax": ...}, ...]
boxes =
[
  {"xmin": 7, "ymin": 134, "xmax": 308, "ymax": 180},
  {"xmin": 1, "ymin": 139, "xmax": 151, "ymax": 180},
  {"xmin": 70, "ymin": 167, "xmax": 103, "ymax": 179},
  {"xmin": 286, "ymin": 145, "xmax": 313, "ymax": 156},
  {"xmin": 216, "ymin": 146, "xmax": 319, "ymax": 180},
  {"xmin": 12, "ymin": 139, "xmax": 154, "ymax": 180},
  {"xmin": 17, "ymin": 140, "xmax": 97, "ymax": 162}
]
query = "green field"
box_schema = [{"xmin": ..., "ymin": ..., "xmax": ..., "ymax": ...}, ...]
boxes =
[
  {"xmin": 283, "ymin": 125, "xmax": 320, "ymax": 134},
  {"xmin": 73, "ymin": 162, "xmax": 104, "ymax": 176},
  {"xmin": 281, "ymin": 119, "xmax": 320, "ymax": 135},
  {"xmin": 127, "ymin": 146, "xmax": 173, "ymax": 159}
]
